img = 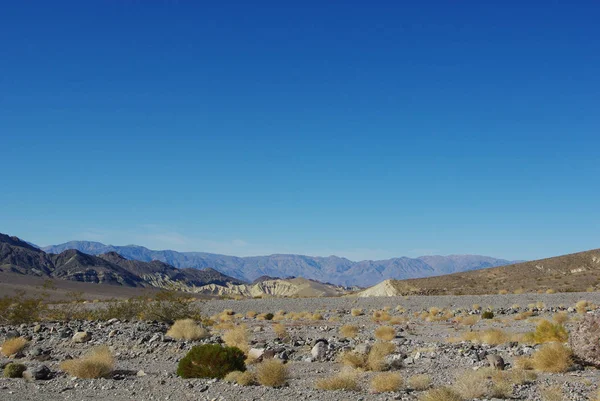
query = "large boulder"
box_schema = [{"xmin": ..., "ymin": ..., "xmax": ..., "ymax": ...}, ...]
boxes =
[{"xmin": 569, "ymin": 315, "xmax": 600, "ymax": 367}]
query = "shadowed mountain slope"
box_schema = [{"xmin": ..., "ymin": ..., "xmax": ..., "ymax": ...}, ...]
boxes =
[{"xmin": 43, "ymin": 241, "xmax": 517, "ymax": 286}]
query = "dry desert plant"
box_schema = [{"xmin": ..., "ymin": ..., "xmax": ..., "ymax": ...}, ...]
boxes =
[
  {"xmin": 408, "ymin": 374, "xmax": 432, "ymax": 390},
  {"xmin": 1, "ymin": 337, "xmax": 28, "ymax": 357},
  {"xmin": 367, "ymin": 341, "xmax": 396, "ymax": 371},
  {"xmin": 418, "ymin": 386, "xmax": 462, "ymax": 401},
  {"xmin": 166, "ymin": 319, "xmax": 209, "ymax": 341},
  {"xmin": 552, "ymin": 312, "xmax": 569, "ymax": 325},
  {"xmin": 452, "ymin": 370, "xmax": 487, "ymax": 399},
  {"xmin": 374, "ymin": 326, "xmax": 395, "ymax": 341},
  {"xmin": 351, "ymin": 308, "xmax": 363, "ymax": 316},
  {"xmin": 272, "ymin": 323, "xmax": 289, "ymax": 341},
  {"xmin": 339, "ymin": 324, "xmax": 359, "ymax": 338},
  {"xmin": 370, "ymin": 372, "xmax": 403, "ymax": 393},
  {"xmin": 576, "ymin": 300, "xmax": 589, "ymax": 314},
  {"xmin": 541, "ymin": 385, "xmax": 563, "ymax": 401},
  {"xmin": 255, "ymin": 359, "xmax": 288, "ymax": 387},
  {"xmin": 60, "ymin": 346, "xmax": 114, "ymax": 379},
  {"xmin": 532, "ymin": 343, "xmax": 572, "ymax": 373},
  {"xmin": 316, "ymin": 369, "xmax": 360, "ymax": 391},
  {"xmin": 224, "ymin": 370, "xmax": 255, "ymax": 386},
  {"xmin": 223, "ymin": 324, "xmax": 249, "ymax": 354},
  {"xmin": 340, "ymin": 351, "xmax": 367, "ymax": 369},
  {"xmin": 525, "ymin": 319, "xmax": 568, "ymax": 344}
]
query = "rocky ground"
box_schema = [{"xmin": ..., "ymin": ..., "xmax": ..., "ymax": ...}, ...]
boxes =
[{"xmin": 3, "ymin": 292, "xmax": 600, "ymax": 401}]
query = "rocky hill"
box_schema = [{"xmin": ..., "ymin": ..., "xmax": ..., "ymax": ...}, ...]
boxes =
[
  {"xmin": 0, "ymin": 234, "xmax": 243, "ymax": 291},
  {"xmin": 357, "ymin": 248, "xmax": 600, "ymax": 296},
  {"xmin": 43, "ymin": 240, "xmax": 517, "ymax": 286}
]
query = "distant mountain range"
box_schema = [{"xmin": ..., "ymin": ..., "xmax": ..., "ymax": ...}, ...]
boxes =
[
  {"xmin": 41, "ymin": 240, "xmax": 520, "ymax": 286},
  {"xmin": 0, "ymin": 234, "xmax": 242, "ymax": 290}
]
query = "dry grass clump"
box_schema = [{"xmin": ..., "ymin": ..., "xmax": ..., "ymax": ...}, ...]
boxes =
[
  {"xmin": 310, "ymin": 313, "xmax": 324, "ymax": 321},
  {"xmin": 374, "ymin": 326, "xmax": 396, "ymax": 341},
  {"xmin": 514, "ymin": 288, "xmax": 525, "ymax": 294},
  {"xmin": 576, "ymin": 300, "xmax": 589, "ymax": 314},
  {"xmin": 453, "ymin": 370, "xmax": 487, "ymax": 399},
  {"xmin": 370, "ymin": 372, "xmax": 403, "ymax": 393},
  {"xmin": 462, "ymin": 328, "xmax": 509, "ymax": 345},
  {"xmin": 246, "ymin": 311, "xmax": 258, "ymax": 319},
  {"xmin": 472, "ymin": 304, "xmax": 482, "ymax": 311},
  {"xmin": 60, "ymin": 346, "xmax": 114, "ymax": 378},
  {"xmin": 272, "ymin": 323, "xmax": 289, "ymax": 341},
  {"xmin": 514, "ymin": 356, "xmax": 535, "ymax": 370},
  {"xmin": 339, "ymin": 325, "xmax": 359, "ymax": 338},
  {"xmin": 389, "ymin": 316, "xmax": 407, "ymax": 325},
  {"xmin": 367, "ymin": 341, "xmax": 396, "ymax": 371},
  {"xmin": 351, "ymin": 308, "xmax": 363, "ymax": 316},
  {"xmin": 372, "ymin": 310, "xmax": 392, "ymax": 322},
  {"xmin": 532, "ymin": 343, "xmax": 572, "ymax": 373},
  {"xmin": 457, "ymin": 315, "xmax": 479, "ymax": 326},
  {"xmin": 525, "ymin": 319, "xmax": 568, "ymax": 344},
  {"xmin": 166, "ymin": 319, "xmax": 209, "ymax": 341},
  {"xmin": 222, "ymin": 324, "xmax": 249, "ymax": 354},
  {"xmin": 541, "ymin": 385, "xmax": 563, "ymax": 401},
  {"xmin": 419, "ymin": 386, "xmax": 462, "ymax": 401},
  {"xmin": 224, "ymin": 370, "xmax": 255, "ymax": 386},
  {"xmin": 255, "ymin": 359, "xmax": 288, "ymax": 387},
  {"xmin": 552, "ymin": 312, "xmax": 569, "ymax": 325},
  {"xmin": 514, "ymin": 311, "xmax": 534, "ymax": 321},
  {"xmin": 1, "ymin": 337, "xmax": 28, "ymax": 357},
  {"xmin": 408, "ymin": 374, "xmax": 431, "ymax": 390},
  {"xmin": 316, "ymin": 369, "xmax": 360, "ymax": 391},
  {"xmin": 340, "ymin": 351, "xmax": 367, "ymax": 369},
  {"xmin": 546, "ymin": 288, "xmax": 556, "ymax": 294},
  {"xmin": 498, "ymin": 289, "xmax": 509, "ymax": 295}
]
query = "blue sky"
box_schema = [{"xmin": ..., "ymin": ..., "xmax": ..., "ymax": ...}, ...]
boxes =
[{"xmin": 1, "ymin": 1, "xmax": 599, "ymax": 261}]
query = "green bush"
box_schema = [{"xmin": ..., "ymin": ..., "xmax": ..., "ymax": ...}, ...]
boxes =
[
  {"xmin": 177, "ymin": 344, "xmax": 246, "ymax": 379},
  {"xmin": 3, "ymin": 363, "xmax": 27, "ymax": 378},
  {"xmin": 482, "ymin": 311, "xmax": 494, "ymax": 319},
  {"xmin": 264, "ymin": 313, "xmax": 274, "ymax": 321}
]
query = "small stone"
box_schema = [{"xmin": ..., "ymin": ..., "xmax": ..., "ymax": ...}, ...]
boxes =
[
  {"xmin": 23, "ymin": 365, "xmax": 51, "ymax": 380},
  {"xmin": 487, "ymin": 354, "xmax": 505, "ymax": 370},
  {"xmin": 136, "ymin": 370, "xmax": 147, "ymax": 377},
  {"xmin": 72, "ymin": 331, "xmax": 91, "ymax": 343}
]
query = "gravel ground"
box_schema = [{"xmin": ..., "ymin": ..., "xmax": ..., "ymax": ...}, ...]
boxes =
[{"xmin": 2, "ymin": 293, "xmax": 600, "ymax": 401}]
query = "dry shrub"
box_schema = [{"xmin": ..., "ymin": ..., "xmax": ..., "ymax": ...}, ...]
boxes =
[
  {"xmin": 223, "ymin": 325, "xmax": 249, "ymax": 354},
  {"xmin": 525, "ymin": 319, "xmax": 568, "ymax": 344},
  {"xmin": 311, "ymin": 313, "xmax": 323, "ymax": 321},
  {"xmin": 514, "ymin": 356, "xmax": 535, "ymax": 370},
  {"xmin": 339, "ymin": 325, "xmax": 359, "ymax": 338},
  {"xmin": 367, "ymin": 341, "xmax": 395, "ymax": 371},
  {"xmin": 462, "ymin": 328, "xmax": 509, "ymax": 345},
  {"xmin": 1, "ymin": 337, "xmax": 28, "ymax": 357},
  {"xmin": 453, "ymin": 370, "xmax": 487, "ymax": 399},
  {"xmin": 166, "ymin": 319, "xmax": 209, "ymax": 341},
  {"xmin": 541, "ymin": 385, "xmax": 563, "ymax": 401},
  {"xmin": 553, "ymin": 312, "xmax": 569, "ymax": 325},
  {"xmin": 340, "ymin": 351, "xmax": 367, "ymax": 369},
  {"xmin": 576, "ymin": 300, "xmax": 589, "ymax": 314},
  {"xmin": 514, "ymin": 311, "xmax": 534, "ymax": 321},
  {"xmin": 546, "ymin": 288, "xmax": 556, "ymax": 294},
  {"xmin": 498, "ymin": 289, "xmax": 509, "ymax": 295},
  {"xmin": 60, "ymin": 346, "xmax": 114, "ymax": 378},
  {"xmin": 316, "ymin": 369, "xmax": 360, "ymax": 391},
  {"xmin": 389, "ymin": 316, "xmax": 407, "ymax": 325},
  {"xmin": 419, "ymin": 387, "xmax": 462, "ymax": 401},
  {"xmin": 514, "ymin": 288, "xmax": 525, "ymax": 294},
  {"xmin": 374, "ymin": 326, "xmax": 395, "ymax": 341},
  {"xmin": 224, "ymin": 370, "xmax": 255, "ymax": 386},
  {"xmin": 511, "ymin": 369, "xmax": 537, "ymax": 384},
  {"xmin": 351, "ymin": 308, "xmax": 363, "ymax": 316},
  {"xmin": 255, "ymin": 359, "xmax": 287, "ymax": 387},
  {"xmin": 371, "ymin": 372, "xmax": 403, "ymax": 393},
  {"xmin": 246, "ymin": 311, "xmax": 258, "ymax": 319},
  {"xmin": 459, "ymin": 315, "xmax": 479, "ymax": 326},
  {"xmin": 372, "ymin": 310, "xmax": 391, "ymax": 322},
  {"xmin": 532, "ymin": 343, "xmax": 572, "ymax": 373},
  {"xmin": 272, "ymin": 323, "xmax": 289, "ymax": 340},
  {"xmin": 408, "ymin": 374, "xmax": 431, "ymax": 390},
  {"xmin": 472, "ymin": 304, "xmax": 481, "ymax": 311}
]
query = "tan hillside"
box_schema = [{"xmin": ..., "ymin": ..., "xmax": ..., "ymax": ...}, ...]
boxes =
[
  {"xmin": 358, "ymin": 248, "xmax": 600, "ymax": 296},
  {"xmin": 192, "ymin": 277, "xmax": 347, "ymax": 298}
]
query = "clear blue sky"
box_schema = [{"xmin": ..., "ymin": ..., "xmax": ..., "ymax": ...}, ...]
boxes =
[{"xmin": 1, "ymin": 1, "xmax": 599, "ymax": 261}]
